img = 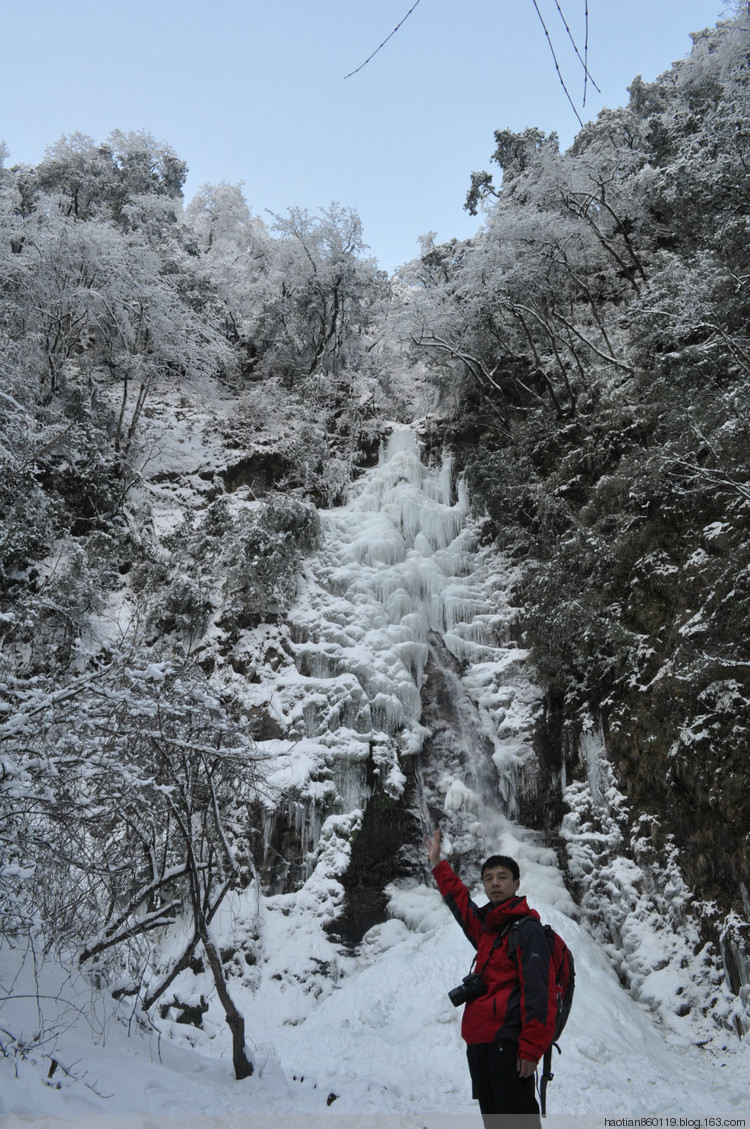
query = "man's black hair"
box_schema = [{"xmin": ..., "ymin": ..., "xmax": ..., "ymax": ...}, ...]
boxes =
[{"xmin": 481, "ymin": 854, "xmax": 520, "ymax": 882}]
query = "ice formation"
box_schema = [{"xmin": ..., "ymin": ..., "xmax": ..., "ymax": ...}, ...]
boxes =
[{"xmin": 245, "ymin": 424, "xmax": 541, "ymax": 879}]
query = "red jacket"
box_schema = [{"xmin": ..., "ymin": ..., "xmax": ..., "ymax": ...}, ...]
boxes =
[{"xmin": 433, "ymin": 859, "xmax": 557, "ymax": 1061}]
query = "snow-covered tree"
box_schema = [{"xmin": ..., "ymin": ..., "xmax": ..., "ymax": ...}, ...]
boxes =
[{"xmin": 1, "ymin": 659, "xmax": 262, "ymax": 1078}]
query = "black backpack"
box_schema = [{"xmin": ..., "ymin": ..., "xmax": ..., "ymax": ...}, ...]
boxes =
[{"xmin": 507, "ymin": 920, "xmax": 575, "ymax": 1116}]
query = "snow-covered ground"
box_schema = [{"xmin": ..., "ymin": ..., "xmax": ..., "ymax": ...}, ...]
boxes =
[
  {"xmin": 2, "ymin": 847, "xmax": 748, "ymax": 1128},
  {"xmin": 3, "ymin": 425, "xmax": 747, "ymax": 1128}
]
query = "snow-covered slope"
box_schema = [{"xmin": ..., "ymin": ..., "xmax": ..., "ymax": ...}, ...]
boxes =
[
  {"xmin": 2, "ymin": 425, "xmax": 747, "ymax": 1126},
  {"xmin": 3, "ymin": 841, "xmax": 748, "ymax": 1126}
]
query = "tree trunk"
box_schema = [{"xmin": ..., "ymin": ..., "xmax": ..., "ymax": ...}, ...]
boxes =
[{"xmin": 200, "ymin": 930, "xmax": 254, "ymax": 1079}]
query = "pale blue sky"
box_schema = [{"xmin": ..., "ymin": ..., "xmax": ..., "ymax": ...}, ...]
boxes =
[{"xmin": 1, "ymin": 0, "xmax": 729, "ymax": 272}]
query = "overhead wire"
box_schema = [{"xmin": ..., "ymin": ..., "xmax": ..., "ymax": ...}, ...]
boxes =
[
  {"xmin": 553, "ymin": 0, "xmax": 601, "ymax": 104},
  {"xmin": 345, "ymin": 0, "xmax": 597, "ymax": 130},
  {"xmin": 343, "ymin": 0, "xmax": 423, "ymax": 80}
]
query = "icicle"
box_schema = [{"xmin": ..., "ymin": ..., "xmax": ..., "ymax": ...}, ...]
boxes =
[
  {"xmin": 385, "ymin": 493, "xmax": 423, "ymax": 544},
  {"xmin": 363, "ymin": 532, "xmax": 407, "ymax": 567},
  {"xmin": 302, "ymin": 698, "xmax": 324, "ymax": 738},
  {"xmin": 456, "ymin": 477, "xmax": 470, "ymax": 512},
  {"xmin": 295, "ymin": 646, "xmax": 341, "ymax": 680},
  {"xmin": 443, "ymin": 633, "xmax": 496, "ymax": 663},
  {"xmin": 742, "ymin": 882, "xmax": 750, "ymax": 922},
  {"xmin": 418, "ymin": 501, "xmax": 464, "ymax": 552},
  {"xmin": 400, "ymin": 611, "xmax": 428, "ymax": 643},
  {"xmin": 580, "ymin": 718, "xmax": 607, "ymax": 808},
  {"xmin": 385, "ymin": 587, "xmax": 413, "ymax": 623},
  {"xmin": 413, "ymin": 531, "xmax": 434, "ymax": 557},
  {"xmin": 450, "ymin": 620, "xmax": 494, "ymax": 647},
  {"xmin": 397, "ymin": 640, "xmax": 429, "ymax": 687},
  {"xmin": 442, "ymin": 594, "xmax": 484, "ymax": 632},
  {"xmin": 333, "ymin": 755, "xmax": 369, "ymax": 812},
  {"xmin": 393, "ymin": 677, "xmax": 422, "ymax": 722},
  {"xmin": 439, "ymin": 457, "xmax": 454, "ymax": 507},
  {"xmin": 261, "ymin": 807, "xmax": 276, "ymax": 860},
  {"xmin": 371, "ymin": 692, "xmax": 405, "ymax": 734}
]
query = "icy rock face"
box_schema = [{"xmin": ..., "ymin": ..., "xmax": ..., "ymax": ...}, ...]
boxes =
[
  {"xmin": 244, "ymin": 425, "xmax": 542, "ymax": 929},
  {"xmin": 561, "ymin": 718, "xmax": 745, "ymax": 1036}
]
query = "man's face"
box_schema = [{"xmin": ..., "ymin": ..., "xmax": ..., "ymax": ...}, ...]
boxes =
[{"xmin": 482, "ymin": 865, "xmax": 520, "ymax": 906}]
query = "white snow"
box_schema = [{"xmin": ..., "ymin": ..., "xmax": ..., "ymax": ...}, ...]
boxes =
[
  {"xmin": 2, "ymin": 423, "xmax": 747, "ymax": 1128},
  {"xmin": 2, "ymin": 843, "xmax": 748, "ymax": 1128}
]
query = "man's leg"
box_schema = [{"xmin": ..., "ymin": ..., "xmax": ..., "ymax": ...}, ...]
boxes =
[
  {"xmin": 466, "ymin": 1043, "xmax": 497, "ymax": 1117},
  {"xmin": 467, "ymin": 1043, "xmax": 542, "ymax": 1129},
  {"xmin": 488, "ymin": 1042, "xmax": 540, "ymax": 1118}
]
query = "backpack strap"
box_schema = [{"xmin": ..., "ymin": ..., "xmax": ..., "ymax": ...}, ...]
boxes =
[
  {"xmin": 504, "ymin": 918, "xmax": 521, "ymax": 957},
  {"xmin": 490, "ymin": 919, "xmax": 517, "ymax": 952},
  {"xmin": 471, "ymin": 919, "xmax": 517, "ymax": 977},
  {"xmin": 538, "ymin": 1042, "xmax": 560, "ymax": 1118}
]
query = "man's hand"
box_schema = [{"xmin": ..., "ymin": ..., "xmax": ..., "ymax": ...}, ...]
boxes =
[
  {"xmin": 516, "ymin": 1057, "xmax": 538, "ymax": 1079},
  {"xmin": 424, "ymin": 829, "xmax": 442, "ymax": 866}
]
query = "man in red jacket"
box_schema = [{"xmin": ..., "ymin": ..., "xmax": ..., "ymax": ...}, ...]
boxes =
[{"xmin": 426, "ymin": 830, "xmax": 556, "ymax": 1127}]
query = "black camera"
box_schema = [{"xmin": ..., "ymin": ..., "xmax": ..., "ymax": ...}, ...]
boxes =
[{"xmin": 448, "ymin": 971, "xmax": 486, "ymax": 1007}]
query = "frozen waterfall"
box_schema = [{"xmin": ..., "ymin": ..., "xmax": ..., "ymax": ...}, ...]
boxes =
[{"xmin": 249, "ymin": 424, "xmax": 542, "ymax": 886}]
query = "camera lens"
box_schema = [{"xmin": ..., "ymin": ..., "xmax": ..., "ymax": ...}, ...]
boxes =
[{"xmin": 448, "ymin": 985, "xmax": 467, "ymax": 1007}]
